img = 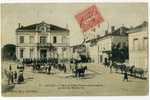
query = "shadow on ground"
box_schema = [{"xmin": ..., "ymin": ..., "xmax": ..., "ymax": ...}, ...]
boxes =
[{"xmin": 65, "ymin": 73, "xmax": 96, "ymax": 79}]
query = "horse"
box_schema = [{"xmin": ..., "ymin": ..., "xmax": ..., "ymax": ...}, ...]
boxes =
[
  {"xmin": 74, "ymin": 66, "xmax": 87, "ymax": 77},
  {"xmin": 112, "ymin": 62, "xmax": 126, "ymax": 73},
  {"xmin": 111, "ymin": 62, "xmax": 126, "ymax": 74},
  {"xmin": 112, "ymin": 62, "xmax": 120, "ymax": 72},
  {"xmin": 119, "ymin": 64, "xmax": 126, "ymax": 73},
  {"xmin": 124, "ymin": 66, "xmax": 131, "ymax": 73},
  {"xmin": 129, "ymin": 66, "xmax": 144, "ymax": 78}
]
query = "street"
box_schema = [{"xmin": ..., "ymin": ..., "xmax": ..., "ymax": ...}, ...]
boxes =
[{"xmin": 2, "ymin": 61, "xmax": 148, "ymax": 96}]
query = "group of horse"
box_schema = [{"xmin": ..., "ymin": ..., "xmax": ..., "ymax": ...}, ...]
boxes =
[
  {"xmin": 70, "ymin": 64, "xmax": 88, "ymax": 77},
  {"xmin": 23, "ymin": 59, "xmax": 145, "ymax": 79},
  {"xmin": 30, "ymin": 62, "xmax": 88, "ymax": 77},
  {"xmin": 105, "ymin": 62, "xmax": 145, "ymax": 79}
]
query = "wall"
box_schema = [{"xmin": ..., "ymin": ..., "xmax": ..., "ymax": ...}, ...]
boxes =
[
  {"xmin": 87, "ymin": 44, "xmax": 99, "ymax": 63},
  {"xmin": 97, "ymin": 36, "xmax": 112, "ymax": 64},
  {"xmin": 16, "ymin": 31, "xmax": 70, "ymax": 60},
  {"xmin": 128, "ymin": 30, "xmax": 148, "ymax": 71}
]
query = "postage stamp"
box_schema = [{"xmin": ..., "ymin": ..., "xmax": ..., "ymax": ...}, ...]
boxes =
[{"xmin": 75, "ymin": 5, "xmax": 104, "ymax": 32}]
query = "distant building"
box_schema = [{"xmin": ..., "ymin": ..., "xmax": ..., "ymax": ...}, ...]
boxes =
[
  {"xmin": 16, "ymin": 21, "xmax": 70, "ymax": 62},
  {"xmin": 70, "ymin": 39, "xmax": 90, "ymax": 62},
  {"xmin": 86, "ymin": 25, "xmax": 129, "ymax": 64},
  {"xmin": 128, "ymin": 21, "xmax": 148, "ymax": 70}
]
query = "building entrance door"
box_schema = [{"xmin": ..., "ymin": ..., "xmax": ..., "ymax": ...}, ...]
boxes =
[{"xmin": 40, "ymin": 49, "xmax": 47, "ymax": 58}]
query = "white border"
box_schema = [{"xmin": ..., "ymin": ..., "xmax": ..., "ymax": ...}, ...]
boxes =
[
  {"xmin": 0, "ymin": 0, "xmax": 149, "ymax": 3},
  {"xmin": 0, "ymin": 0, "xmax": 150, "ymax": 100}
]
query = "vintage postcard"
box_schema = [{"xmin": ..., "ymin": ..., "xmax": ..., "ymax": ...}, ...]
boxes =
[{"xmin": 1, "ymin": 3, "xmax": 148, "ymax": 96}]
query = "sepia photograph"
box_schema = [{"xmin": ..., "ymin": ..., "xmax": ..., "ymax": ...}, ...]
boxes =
[{"xmin": 1, "ymin": 3, "xmax": 148, "ymax": 96}]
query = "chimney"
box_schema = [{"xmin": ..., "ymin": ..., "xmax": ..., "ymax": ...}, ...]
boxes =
[
  {"xmin": 18, "ymin": 23, "xmax": 21, "ymax": 28},
  {"xmin": 111, "ymin": 26, "xmax": 115, "ymax": 33},
  {"xmin": 120, "ymin": 24, "xmax": 124, "ymax": 34}
]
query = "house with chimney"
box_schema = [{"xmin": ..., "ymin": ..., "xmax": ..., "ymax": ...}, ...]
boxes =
[
  {"xmin": 85, "ymin": 25, "xmax": 129, "ymax": 64},
  {"xmin": 16, "ymin": 21, "xmax": 70, "ymax": 62}
]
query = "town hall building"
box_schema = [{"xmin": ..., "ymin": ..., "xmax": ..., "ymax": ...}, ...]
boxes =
[{"xmin": 16, "ymin": 21, "xmax": 70, "ymax": 62}]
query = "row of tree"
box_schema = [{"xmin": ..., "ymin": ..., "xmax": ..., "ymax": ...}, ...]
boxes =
[{"xmin": 109, "ymin": 42, "xmax": 129, "ymax": 63}]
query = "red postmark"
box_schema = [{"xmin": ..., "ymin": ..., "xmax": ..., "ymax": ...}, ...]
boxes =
[{"xmin": 75, "ymin": 5, "xmax": 104, "ymax": 32}]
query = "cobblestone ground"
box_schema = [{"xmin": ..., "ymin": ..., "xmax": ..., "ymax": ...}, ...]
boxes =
[{"xmin": 1, "ymin": 61, "xmax": 148, "ymax": 96}]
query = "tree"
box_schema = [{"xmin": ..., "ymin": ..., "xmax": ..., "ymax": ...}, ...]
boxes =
[
  {"xmin": 110, "ymin": 42, "xmax": 129, "ymax": 63},
  {"xmin": 2, "ymin": 44, "xmax": 16, "ymax": 60}
]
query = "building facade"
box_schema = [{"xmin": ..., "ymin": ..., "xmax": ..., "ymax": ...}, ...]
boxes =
[
  {"xmin": 16, "ymin": 21, "xmax": 70, "ymax": 62},
  {"xmin": 86, "ymin": 26, "xmax": 129, "ymax": 64},
  {"xmin": 128, "ymin": 21, "xmax": 148, "ymax": 71}
]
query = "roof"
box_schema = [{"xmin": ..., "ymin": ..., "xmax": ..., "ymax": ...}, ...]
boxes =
[
  {"xmin": 111, "ymin": 26, "xmax": 129, "ymax": 35},
  {"xmin": 86, "ymin": 26, "xmax": 129, "ymax": 43},
  {"xmin": 127, "ymin": 21, "xmax": 148, "ymax": 34},
  {"xmin": 71, "ymin": 44, "xmax": 85, "ymax": 48},
  {"xmin": 16, "ymin": 21, "xmax": 69, "ymax": 33},
  {"xmin": 71, "ymin": 39, "xmax": 86, "ymax": 47}
]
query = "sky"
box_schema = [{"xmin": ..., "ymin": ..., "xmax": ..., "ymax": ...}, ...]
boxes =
[{"xmin": 1, "ymin": 3, "xmax": 148, "ymax": 46}]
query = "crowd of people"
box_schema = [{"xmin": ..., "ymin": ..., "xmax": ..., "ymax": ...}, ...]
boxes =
[
  {"xmin": 31, "ymin": 63, "xmax": 67, "ymax": 74},
  {"xmin": 29, "ymin": 59, "xmax": 88, "ymax": 78}
]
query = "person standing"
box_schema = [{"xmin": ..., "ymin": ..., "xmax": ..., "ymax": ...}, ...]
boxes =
[
  {"xmin": 18, "ymin": 71, "xmax": 24, "ymax": 84},
  {"xmin": 48, "ymin": 64, "xmax": 51, "ymax": 74},
  {"xmin": 11, "ymin": 71, "xmax": 14, "ymax": 84},
  {"xmin": 32, "ymin": 64, "xmax": 36, "ymax": 73},
  {"xmin": 123, "ymin": 71, "xmax": 128, "ymax": 82},
  {"xmin": 14, "ymin": 71, "xmax": 17, "ymax": 83},
  {"xmin": 7, "ymin": 71, "xmax": 11, "ymax": 85},
  {"xmin": 109, "ymin": 61, "xmax": 113, "ymax": 73},
  {"xmin": 9, "ymin": 64, "xmax": 12, "ymax": 71},
  {"xmin": 75, "ymin": 63, "xmax": 78, "ymax": 77},
  {"xmin": 104, "ymin": 58, "xmax": 108, "ymax": 68},
  {"xmin": 63, "ymin": 64, "xmax": 67, "ymax": 73}
]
